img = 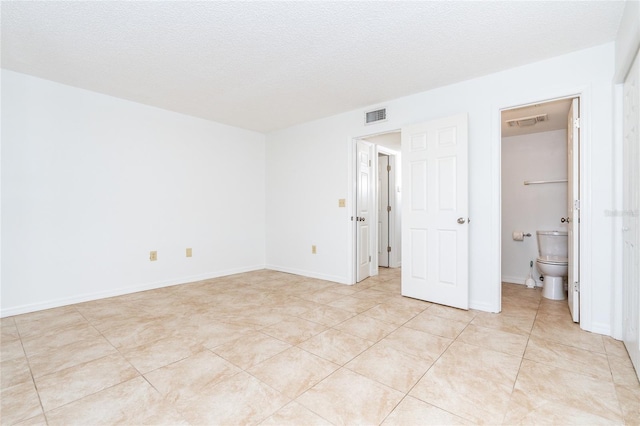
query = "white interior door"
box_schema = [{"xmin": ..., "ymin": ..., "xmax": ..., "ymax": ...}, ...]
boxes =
[
  {"xmin": 378, "ymin": 155, "xmax": 390, "ymax": 267},
  {"xmin": 356, "ymin": 140, "xmax": 373, "ymax": 282},
  {"xmin": 401, "ymin": 114, "xmax": 469, "ymax": 309},
  {"xmin": 567, "ymin": 98, "xmax": 580, "ymax": 323},
  {"xmin": 623, "ymin": 51, "xmax": 640, "ymax": 379}
]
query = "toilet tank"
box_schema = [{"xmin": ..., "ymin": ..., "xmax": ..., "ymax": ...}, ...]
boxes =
[{"xmin": 536, "ymin": 231, "xmax": 568, "ymax": 258}]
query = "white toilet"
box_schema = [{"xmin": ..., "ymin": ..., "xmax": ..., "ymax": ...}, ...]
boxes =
[{"xmin": 536, "ymin": 230, "xmax": 568, "ymax": 300}]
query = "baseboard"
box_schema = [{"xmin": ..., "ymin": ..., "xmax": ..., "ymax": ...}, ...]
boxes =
[
  {"xmin": 265, "ymin": 264, "xmax": 349, "ymax": 285},
  {"xmin": 0, "ymin": 264, "xmax": 265, "ymax": 318},
  {"xmin": 502, "ymin": 276, "xmax": 543, "ymax": 287}
]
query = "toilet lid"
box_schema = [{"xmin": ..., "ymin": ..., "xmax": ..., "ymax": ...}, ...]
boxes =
[{"xmin": 537, "ymin": 255, "xmax": 568, "ymax": 265}]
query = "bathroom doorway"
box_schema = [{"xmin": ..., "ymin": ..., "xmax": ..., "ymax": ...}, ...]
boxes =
[{"xmin": 500, "ymin": 97, "xmax": 580, "ymax": 321}]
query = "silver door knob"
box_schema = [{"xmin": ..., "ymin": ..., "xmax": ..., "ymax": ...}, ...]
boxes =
[{"xmin": 457, "ymin": 217, "xmax": 466, "ymax": 224}]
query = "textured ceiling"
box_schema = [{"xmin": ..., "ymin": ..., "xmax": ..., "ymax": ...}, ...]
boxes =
[{"xmin": 1, "ymin": 1, "xmax": 626, "ymax": 133}]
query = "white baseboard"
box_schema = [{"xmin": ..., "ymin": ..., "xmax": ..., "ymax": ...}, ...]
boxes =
[{"xmin": 265, "ymin": 264, "xmax": 348, "ymax": 285}]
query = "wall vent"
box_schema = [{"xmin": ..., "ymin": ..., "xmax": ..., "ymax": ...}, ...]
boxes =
[
  {"xmin": 505, "ymin": 114, "xmax": 548, "ymax": 128},
  {"xmin": 365, "ymin": 108, "xmax": 387, "ymax": 124}
]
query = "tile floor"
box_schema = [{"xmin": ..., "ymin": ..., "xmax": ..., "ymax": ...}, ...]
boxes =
[{"xmin": 1, "ymin": 268, "xmax": 639, "ymax": 425}]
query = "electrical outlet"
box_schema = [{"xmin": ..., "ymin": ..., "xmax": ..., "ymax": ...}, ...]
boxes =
[
  {"xmin": 338, "ymin": 198, "xmax": 346, "ymax": 207},
  {"xmin": 186, "ymin": 248, "xmax": 192, "ymax": 257},
  {"xmin": 312, "ymin": 245, "xmax": 317, "ymax": 254},
  {"xmin": 149, "ymin": 251, "xmax": 157, "ymax": 261}
]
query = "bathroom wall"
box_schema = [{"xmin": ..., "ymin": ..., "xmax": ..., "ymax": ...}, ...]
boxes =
[{"xmin": 501, "ymin": 129, "xmax": 568, "ymax": 285}]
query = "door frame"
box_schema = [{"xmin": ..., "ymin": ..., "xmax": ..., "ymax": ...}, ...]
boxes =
[
  {"xmin": 347, "ymin": 130, "xmax": 402, "ymax": 284},
  {"xmin": 492, "ymin": 88, "xmax": 590, "ymax": 325}
]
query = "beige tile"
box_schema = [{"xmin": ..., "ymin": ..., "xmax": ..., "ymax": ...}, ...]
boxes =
[
  {"xmin": 121, "ymin": 335, "xmax": 204, "ymax": 374},
  {"xmin": 1, "ymin": 337, "xmax": 25, "ymax": 361},
  {"xmin": 382, "ymin": 396, "xmax": 471, "ymax": 425},
  {"xmin": 327, "ymin": 296, "xmax": 380, "ymax": 313},
  {"xmin": 300, "ymin": 305, "xmax": 356, "ymax": 327},
  {"xmin": 609, "ymin": 354, "xmax": 640, "ymax": 387},
  {"xmin": 471, "ymin": 310, "xmax": 535, "ymax": 336},
  {"xmin": 14, "ymin": 306, "xmax": 87, "ymax": 339},
  {"xmin": 213, "ymin": 330, "xmax": 291, "ymax": 369},
  {"xmin": 144, "ymin": 350, "xmax": 241, "ymax": 410},
  {"xmin": 503, "ymin": 359, "xmax": 623, "ymax": 424},
  {"xmin": 21, "ymin": 322, "xmax": 102, "ymax": 357},
  {"xmin": 27, "ymin": 335, "xmax": 118, "ymax": 378},
  {"xmin": 404, "ymin": 310, "xmax": 469, "ymax": 339},
  {"xmin": 524, "ymin": 336, "xmax": 611, "ymax": 380},
  {"xmin": 361, "ymin": 302, "xmax": 422, "ymax": 325},
  {"xmin": 410, "ymin": 341, "xmax": 521, "ymax": 424},
  {"xmin": 616, "ymin": 383, "xmax": 640, "ymax": 425},
  {"xmin": 297, "ymin": 328, "xmax": 374, "ymax": 365},
  {"xmin": 296, "ymin": 368, "xmax": 404, "ymax": 425},
  {"xmin": 35, "ymin": 353, "xmax": 139, "ymax": 412},
  {"xmin": 260, "ymin": 316, "xmax": 327, "ymax": 344},
  {"xmin": 333, "ymin": 314, "xmax": 398, "ymax": 342},
  {"xmin": 1, "ymin": 318, "xmax": 20, "ymax": 342},
  {"xmin": 1, "ymin": 355, "xmax": 33, "ymax": 390},
  {"xmin": 180, "ymin": 371, "xmax": 289, "ymax": 425},
  {"xmin": 45, "ymin": 376, "xmax": 187, "ymax": 425},
  {"xmin": 13, "ymin": 413, "xmax": 48, "ymax": 426},
  {"xmin": 531, "ymin": 315, "xmax": 605, "ymax": 353},
  {"xmin": 99, "ymin": 318, "xmax": 178, "ymax": 349},
  {"xmin": 248, "ymin": 347, "xmax": 339, "ymax": 398},
  {"xmin": 381, "ymin": 326, "xmax": 452, "ymax": 362},
  {"xmin": 427, "ymin": 304, "xmax": 478, "ymax": 322},
  {"xmin": 297, "ymin": 289, "xmax": 346, "ymax": 304},
  {"xmin": 603, "ymin": 336, "xmax": 631, "ymax": 359},
  {"xmin": 261, "ymin": 401, "xmax": 332, "ymax": 425},
  {"xmin": 0, "ymin": 381, "xmax": 42, "ymax": 426},
  {"xmin": 346, "ymin": 341, "xmax": 434, "ymax": 393},
  {"xmin": 181, "ymin": 319, "xmax": 254, "ymax": 349},
  {"xmin": 458, "ymin": 323, "xmax": 529, "ymax": 357}
]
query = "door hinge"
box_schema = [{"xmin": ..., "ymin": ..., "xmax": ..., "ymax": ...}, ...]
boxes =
[
  {"xmin": 574, "ymin": 199, "xmax": 580, "ymax": 210},
  {"xmin": 387, "ymin": 164, "xmax": 391, "ymax": 172},
  {"xmin": 574, "ymin": 117, "xmax": 581, "ymax": 129},
  {"xmin": 369, "ymin": 255, "xmax": 371, "ymax": 262},
  {"xmin": 369, "ymin": 160, "xmax": 371, "ymax": 167},
  {"xmin": 387, "ymin": 205, "xmax": 391, "ymax": 212},
  {"xmin": 574, "ymin": 281, "xmax": 580, "ymax": 292},
  {"xmin": 387, "ymin": 246, "xmax": 391, "ymax": 253}
]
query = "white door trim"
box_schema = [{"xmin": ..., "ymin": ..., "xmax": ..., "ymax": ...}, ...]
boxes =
[{"xmin": 492, "ymin": 89, "xmax": 592, "ymax": 331}]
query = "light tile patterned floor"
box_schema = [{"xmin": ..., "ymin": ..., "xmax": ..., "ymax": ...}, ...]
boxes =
[{"xmin": 1, "ymin": 269, "xmax": 639, "ymax": 425}]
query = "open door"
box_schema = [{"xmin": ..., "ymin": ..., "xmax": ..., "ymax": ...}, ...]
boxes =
[
  {"xmin": 378, "ymin": 154, "xmax": 390, "ymax": 267},
  {"xmin": 567, "ymin": 98, "xmax": 580, "ymax": 322},
  {"xmin": 356, "ymin": 139, "xmax": 373, "ymax": 282},
  {"xmin": 401, "ymin": 114, "xmax": 469, "ymax": 309},
  {"xmin": 622, "ymin": 51, "xmax": 640, "ymax": 379}
]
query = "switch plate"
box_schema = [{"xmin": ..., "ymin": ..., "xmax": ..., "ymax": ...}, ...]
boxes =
[
  {"xmin": 338, "ymin": 199, "xmax": 346, "ymax": 207},
  {"xmin": 312, "ymin": 245, "xmax": 317, "ymax": 254},
  {"xmin": 150, "ymin": 251, "xmax": 157, "ymax": 261},
  {"xmin": 186, "ymin": 248, "xmax": 192, "ymax": 257}
]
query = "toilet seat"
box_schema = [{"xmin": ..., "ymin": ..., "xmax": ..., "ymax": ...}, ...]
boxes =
[{"xmin": 537, "ymin": 255, "xmax": 568, "ymax": 266}]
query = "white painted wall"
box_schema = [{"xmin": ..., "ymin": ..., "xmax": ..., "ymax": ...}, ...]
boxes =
[
  {"xmin": 501, "ymin": 130, "xmax": 568, "ymax": 285},
  {"xmin": 1, "ymin": 70, "xmax": 266, "ymax": 316},
  {"xmin": 266, "ymin": 43, "xmax": 615, "ymax": 334}
]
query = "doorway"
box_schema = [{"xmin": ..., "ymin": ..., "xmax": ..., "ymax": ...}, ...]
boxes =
[
  {"xmin": 500, "ymin": 96, "xmax": 580, "ymax": 320},
  {"xmin": 352, "ymin": 131, "xmax": 401, "ymax": 283}
]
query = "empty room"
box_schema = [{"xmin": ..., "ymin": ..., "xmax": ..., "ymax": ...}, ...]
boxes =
[{"xmin": 2, "ymin": 1, "xmax": 639, "ymax": 424}]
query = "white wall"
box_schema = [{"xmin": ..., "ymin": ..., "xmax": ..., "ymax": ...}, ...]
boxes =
[
  {"xmin": 501, "ymin": 130, "xmax": 568, "ymax": 285},
  {"xmin": 1, "ymin": 70, "xmax": 266, "ymax": 316},
  {"xmin": 266, "ymin": 43, "xmax": 615, "ymax": 334}
]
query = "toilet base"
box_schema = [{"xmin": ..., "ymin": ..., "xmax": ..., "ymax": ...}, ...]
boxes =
[{"xmin": 542, "ymin": 275, "xmax": 566, "ymax": 300}]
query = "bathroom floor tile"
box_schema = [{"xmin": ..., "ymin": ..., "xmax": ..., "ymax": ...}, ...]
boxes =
[
  {"xmin": 382, "ymin": 396, "xmax": 472, "ymax": 425},
  {"xmin": 0, "ymin": 381, "xmax": 43, "ymax": 426},
  {"xmin": 457, "ymin": 324, "xmax": 529, "ymax": 357},
  {"xmin": 404, "ymin": 309, "xmax": 470, "ymax": 339},
  {"xmin": 261, "ymin": 401, "xmax": 333, "ymax": 425},
  {"xmin": 260, "ymin": 316, "xmax": 328, "ymax": 344},
  {"xmin": 333, "ymin": 313, "xmax": 398, "ymax": 342},
  {"xmin": 297, "ymin": 328, "xmax": 374, "ymax": 365},
  {"xmin": 213, "ymin": 330, "xmax": 291, "ymax": 369}
]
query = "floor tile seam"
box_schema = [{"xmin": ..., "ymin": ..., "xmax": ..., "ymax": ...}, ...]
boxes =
[
  {"xmin": 529, "ymin": 332, "xmax": 609, "ymax": 355},
  {"xmin": 521, "ymin": 352, "xmax": 615, "ymax": 382},
  {"xmin": 327, "ymin": 321, "xmax": 399, "ymax": 344}
]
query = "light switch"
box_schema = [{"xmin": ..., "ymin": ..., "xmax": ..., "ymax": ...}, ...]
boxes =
[{"xmin": 338, "ymin": 199, "xmax": 346, "ymax": 207}]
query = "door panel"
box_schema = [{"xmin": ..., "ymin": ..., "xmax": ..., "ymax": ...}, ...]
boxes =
[
  {"xmin": 623, "ymin": 51, "xmax": 640, "ymax": 380},
  {"xmin": 378, "ymin": 155, "xmax": 390, "ymax": 267},
  {"xmin": 401, "ymin": 114, "xmax": 469, "ymax": 309},
  {"xmin": 356, "ymin": 140, "xmax": 373, "ymax": 282},
  {"xmin": 567, "ymin": 98, "xmax": 580, "ymax": 322}
]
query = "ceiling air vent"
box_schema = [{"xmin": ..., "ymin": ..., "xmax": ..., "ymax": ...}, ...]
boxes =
[
  {"xmin": 365, "ymin": 108, "xmax": 387, "ymax": 125},
  {"xmin": 505, "ymin": 114, "xmax": 548, "ymax": 128}
]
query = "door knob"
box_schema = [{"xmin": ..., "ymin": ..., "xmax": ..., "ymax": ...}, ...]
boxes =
[
  {"xmin": 457, "ymin": 217, "xmax": 466, "ymax": 224},
  {"xmin": 561, "ymin": 217, "xmax": 570, "ymax": 223}
]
